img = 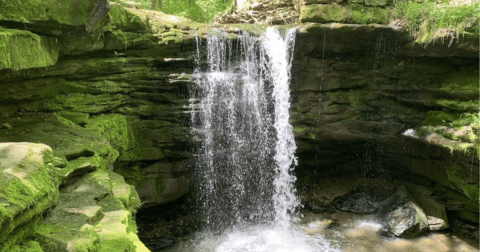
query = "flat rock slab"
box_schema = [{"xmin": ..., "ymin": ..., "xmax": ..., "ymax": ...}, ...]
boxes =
[{"xmin": 332, "ymin": 186, "xmax": 394, "ymax": 213}]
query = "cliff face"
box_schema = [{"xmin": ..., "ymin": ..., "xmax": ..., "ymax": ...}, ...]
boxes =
[
  {"xmin": 0, "ymin": 0, "xmax": 478, "ymax": 250},
  {"xmin": 292, "ymin": 23, "xmax": 479, "ymax": 224},
  {"xmin": 0, "ymin": 2, "xmax": 197, "ymax": 251}
]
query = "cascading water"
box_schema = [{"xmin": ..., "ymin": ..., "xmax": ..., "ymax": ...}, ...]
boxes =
[
  {"xmin": 188, "ymin": 27, "xmax": 336, "ymax": 252},
  {"xmin": 191, "ymin": 27, "xmax": 298, "ymax": 229}
]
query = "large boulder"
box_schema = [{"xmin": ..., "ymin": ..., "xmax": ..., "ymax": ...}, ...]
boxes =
[
  {"xmin": 405, "ymin": 183, "xmax": 449, "ymax": 231},
  {"xmin": 376, "ymin": 186, "xmax": 429, "ymax": 238}
]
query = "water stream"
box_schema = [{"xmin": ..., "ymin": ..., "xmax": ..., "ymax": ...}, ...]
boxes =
[{"xmin": 187, "ymin": 27, "xmax": 337, "ymax": 251}]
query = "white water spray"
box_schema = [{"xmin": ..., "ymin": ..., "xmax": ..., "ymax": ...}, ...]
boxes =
[
  {"xmin": 263, "ymin": 28, "xmax": 299, "ymax": 227},
  {"xmin": 192, "ymin": 27, "xmax": 298, "ymax": 229},
  {"xmin": 189, "ymin": 27, "xmax": 335, "ymax": 251}
]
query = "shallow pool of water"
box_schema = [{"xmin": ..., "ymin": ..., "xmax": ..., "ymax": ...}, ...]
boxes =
[{"xmin": 161, "ymin": 211, "xmax": 479, "ymax": 252}]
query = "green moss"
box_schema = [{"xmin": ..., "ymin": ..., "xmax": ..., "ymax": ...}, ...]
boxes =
[
  {"xmin": 440, "ymin": 69, "xmax": 479, "ymax": 97},
  {"xmin": 95, "ymin": 211, "xmax": 137, "ymax": 252},
  {"xmin": 299, "ymin": 4, "xmax": 349, "ymax": 23},
  {"xmin": 118, "ymin": 147, "xmax": 169, "ymax": 161},
  {"xmin": 44, "ymin": 93, "xmax": 126, "ymax": 114},
  {"xmin": 429, "ymin": 99, "xmax": 478, "ymax": 112},
  {"xmin": 300, "ymin": 3, "xmax": 389, "ymax": 24},
  {"xmin": 107, "ymin": 4, "xmax": 148, "ymax": 32},
  {"xmin": 58, "ymin": 113, "xmax": 90, "ymax": 126},
  {"xmin": 424, "ymin": 111, "xmax": 479, "ymax": 131},
  {"xmin": 0, "ymin": 150, "xmax": 59, "ymax": 245},
  {"xmin": 347, "ymin": 4, "xmax": 389, "ymax": 24},
  {"xmin": 458, "ymin": 208, "xmax": 479, "ymax": 223},
  {"xmin": 9, "ymin": 240, "xmax": 43, "ymax": 252},
  {"xmin": 104, "ymin": 30, "xmax": 155, "ymax": 51},
  {"xmin": 293, "ymin": 126, "xmax": 308, "ymax": 133},
  {"xmin": 0, "ymin": 0, "xmax": 96, "ymax": 27},
  {"xmin": 0, "ymin": 217, "xmax": 42, "ymax": 252},
  {"xmin": 446, "ymin": 188, "xmax": 479, "ymax": 213},
  {"xmin": 99, "ymin": 236, "xmax": 135, "ymax": 252},
  {"xmin": 54, "ymin": 113, "xmax": 74, "ymax": 126},
  {"xmin": 0, "ymin": 28, "xmax": 58, "ymax": 71},
  {"xmin": 423, "ymin": 111, "xmax": 457, "ymax": 126},
  {"xmin": 40, "ymin": 81, "xmax": 93, "ymax": 100},
  {"xmin": 0, "ymin": 184, "xmax": 59, "ymax": 246},
  {"xmin": 86, "ymin": 114, "xmax": 131, "ymax": 154},
  {"xmin": 36, "ymin": 223, "xmax": 100, "ymax": 252},
  {"xmin": 447, "ymin": 164, "xmax": 480, "ymax": 203}
]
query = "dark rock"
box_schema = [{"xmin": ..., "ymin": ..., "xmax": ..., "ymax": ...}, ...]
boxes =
[
  {"xmin": 304, "ymin": 201, "xmax": 331, "ymax": 213},
  {"xmin": 376, "ymin": 186, "xmax": 429, "ymax": 238},
  {"xmin": 142, "ymin": 237, "xmax": 175, "ymax": 250},
  {"xmin": 332, "ymin": 186, "xmax": 394, "ymax": 213}
]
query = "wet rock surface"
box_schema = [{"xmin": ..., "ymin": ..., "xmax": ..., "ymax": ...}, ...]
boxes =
[
  {"xmin": 376, "ymin": 186, "xmax": 429, "ymax": 238},
  {"xmin": 136, "ymin": 196, "xmax": 201, "ymax": 251},
  {"xmin": 332, "ymin": 186, "xmax": 394, "ymax": 213},
  {"xmin": 304, "ymin": 201, "xmax": 333, "ymax": 213}
]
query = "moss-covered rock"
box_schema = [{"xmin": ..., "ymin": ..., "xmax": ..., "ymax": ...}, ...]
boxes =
[
  {"xmin": 95, "ymin": 210, "xmax": 149, "ymax": 252},
  {"xmin": 0, "ymin": 0, "xmax": 97, "ymax": 27},
  {"xmin": 0, "ymin": 28, "xmax": 58, "ymax": 71},
  {"xmin": 446, "ymin": 164, "xmax": 479, "ymax": 204},
  {"xmin": 106, "ymin": 4, "xmax": 149, "ymax": 33},
  {"xmin": 115, "ymin": 161, "xmax": 188, "ymax": 207},
  {"xmin": 0, "ymin": 143, "xmax": 59, "ymax": 252},
  {"xmin": 37, "ymin": 169, "xmax": 147, "ymax": 252},
  {"xmin": 9, "ymin": 240, "xmax": 44, "ymax": 252},
  {"xmin": 299, "ymin": 4, "xmax": 349, "ymax": 23}
]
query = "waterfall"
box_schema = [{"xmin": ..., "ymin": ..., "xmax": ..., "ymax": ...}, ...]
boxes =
[{"xmin": 191, "ymin": 27, "xmax": 298, "ymax": 231}]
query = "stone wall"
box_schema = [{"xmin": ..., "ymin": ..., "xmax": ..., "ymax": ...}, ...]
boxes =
[
  {"xmin": 0, "ymin": 1, "xmax": 199, "ymax": 251},
  {"xmin": 292, "ymin": 23, "xmax": 479, "ymax": 224}
]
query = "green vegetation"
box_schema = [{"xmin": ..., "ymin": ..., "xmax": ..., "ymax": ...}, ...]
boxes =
[
  {"xmin": 300, "ymin": 0, "xmax": 479, "ymax": 43},
  {"xmin": 111, "ymin": 0, "xmax": 234, "ymax": 22},
  {"xmin": 299, "ymin": 3, "xmax": 349, "ymax": 23},
  {"xmin": 347, "ymin": 4, "xmax": 389, "ymax": 24},
  {"xmin": 391, "ymin": 0, "xmax": 479, "ymax": 43},
  {"xmin": 447, "ymin": 164, "xmax": 480, "ymax": 203}
]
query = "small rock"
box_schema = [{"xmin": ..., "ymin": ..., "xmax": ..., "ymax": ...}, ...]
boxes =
[
  {"xmin": 1, "ymin": 123, "xmax": 12, "ymax": 129},
  {"xmin": 427, "ymin": 216, "xmax": 448, "ymax": 231}
]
